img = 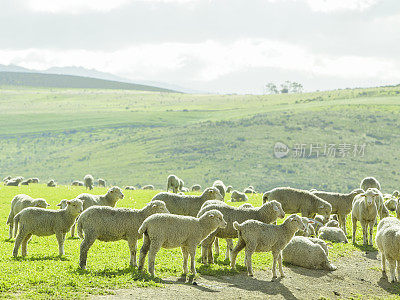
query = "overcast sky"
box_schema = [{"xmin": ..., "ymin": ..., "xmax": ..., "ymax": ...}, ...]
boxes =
[{"xmin": 0, "ymin": 0, "xmax": 399, "ymax": 94}]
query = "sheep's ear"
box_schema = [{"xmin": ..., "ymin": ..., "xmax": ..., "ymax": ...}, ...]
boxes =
[{"xmin": 152, "ymin": 204, "xmax": 158, "ymax": 208}]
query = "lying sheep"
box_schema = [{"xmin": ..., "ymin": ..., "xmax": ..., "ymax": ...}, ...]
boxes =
[
  {"xmin": 84, "ymin": 174, "xmax": 94, "ymax": 190},
  {"xmin": 282, "ymin": 236, "xmax": 336, "ymax": 271},
  {"xmin": 72, "ymin": 180, "xmax": 84, "ymax": 186},
  {"xmin": 6, "ymin": 177, "xmax": 24, "ymax": 186},
  {"xmin": 20, "ymin": 178, "xmax": 33, "ymax": 185},
  {"xmin": 125, "ymin": 186, "xmax": 136, "ymax": 190},
  {"xmin": 325, "ymin": 220, "xmax": 340, "ymax": 228},
  {"xmin": 142, "ymin": 185, "xmax": 154, "ymax": 190},
  {"xmin": 152, "ymin": 187, "xmax": 223, "ymax": 217},
  {"xmin": 47, "ymin": 179, "xmax": 56, "ymax": 187},
  {"xmin": 244, "ymin": 187, "xmax": 255, "ymax": 194},
  {"xmin": 230, "ymin": 214, "xmax": 306, "ymax": 279},
  {"xmin": 198, "ymin": 200, "xmax": 285, "ymax": 264},
  {"xmin": 230, "ymin": 190, "xmax": 248, "ymax": 202},
  {"xmin": 352, "ymin": 189, "xmax": 378, "ymax": 245},
  {"xmin": 31, "ymin": 178, "xmax": 39, "ymax": 184},
  {"xmin": 312, "ymin": 189, "xmax": 364, "ymax": 235},
  {"xmin": 318, "ymin": 227, "xmax": 348, "ymax": 243},
  {"xmin": 167, "ymin": 175, "xmax": 180, "ymax": 193},
  {"xmin": 360, "ymin": 176, "xmax": 381, "ymax": 191},
  {"xmin": 376, "ymin": 217, "xmax": 400, "ymax": 282},
  {"xmin": 226, "ymin": 185, "xmax": 233, "ymax": 193},
  {"xmin": 314, "ymin": 215, "xmax": 327, "ymax": 224},
  {"xmin": 3, "ymin": 175, "xmax": 11, "ymax": 182},
  {"xmin": 213, "ymin": 180, "xmax": 226, "ymax": 199},
  {"xmin": 138, "ymin": 210, "xmax": 227, "ymax": 276},
  {"xmin": 13, "ymin": 198, "xmax": 83, "ymax": 257},
  {"xmin": 181, "ymin": 187, "xmax": 189, "ymax": 193},
  {"xmin": 7, "ymin": 194, "xmax": 50, "ymax": 239},
  {"xmin": 77, "ymin": 200, "xmax": 169, "ymax": 269},
  {"xmin": 98, "ymin": 178, "xmax": 106, "ymax": 187},
  {"xmin": 263, "ymin": 187, "xmax": 332, "ymax": 219},
  {"xmin": 191, "ymin": 184, "xmax": 201, "ymax": 192}
]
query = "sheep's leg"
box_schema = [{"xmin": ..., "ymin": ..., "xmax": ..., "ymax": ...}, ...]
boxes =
[
  {"xmin": 21, "ymin": 233, "xmax": 32, "ymax": 257},
  {"xmin": 368, "ymin": 221, "xmax": 374, "ymax": 245},
  {"xmin": 277, "ymin": 251, "xmax": 284, "ymax": 277},
  {"xmin": 381, "ymin": 253, "xmax": 386, "ymax": 274},
  {"xmin": 397, "ymin": 261, "xmax": 400, "ymax": 282},
  {"xmin": 127, "ymin": 237, "xmax": 138, "ymax": 267},
  {"xmin": 70, "ymin": 222, "xmax": 76, "ymax": 238},
  {"xmin": 271, "ymin": 251, "xmax": 279, "ymax": 279},
  {"xmin": 352, "ymin": 218, "xmax": 357, "ymax": 244},
  {"xmin": 361, "ymin": 223, "xmax": 368, "ymax": 246},
  {"xmin": 201, "ymin": 234, "xmax": 215, "ymax": 264},
  {"xmin": 230, "ymin": 236, "xmax": 246, "ymax": 269},
  {"xmin": 79, "ymin": 235, "xmax": 96, "ymax": 269},
  {"xmin": 148, "ymin": 241, "xmax": 162, "ymax": 277},
  {"xmin": 225, "ymin": 239, "xmax": 234, "ymax": 261},
  {"xmin": 245, "ymin": 247, "xmax": 255, "ymax": 277},
  {"xmin": 13, "ymin": 231, "xmax": 27, "ymax": 257},
  {"xmin": 388, "ymin": 259, "xmax": 397, "ymax": 282},
  {"xmin": 138, "ymin": 234, "xmax": 150, "ymax": 271},
  {"xmin": 8, "ymin": 223, "xmax": 13, "ymax": 240},
  {"xmin": 214, "ymin": 238, "xmax": 220, "ymax": 256},
  {"xmin": 189, "ymin": 246, "xmax": 197, "ymax": 275},
  {"xmin": 338, "ymin": 214, "xmax": 347, "ymax": 235},
  {"xmin": 56, "ymin": 232, "xmax": 66, "ymax": 256},
  {"xmin": 181, "ymin": 246, "xmax": 189, "ymax": 274}
]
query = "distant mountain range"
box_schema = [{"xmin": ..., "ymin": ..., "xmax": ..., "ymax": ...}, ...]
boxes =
[{"xmin": 0, "ymin": 64, "xmax": 202, "ymax": 93}]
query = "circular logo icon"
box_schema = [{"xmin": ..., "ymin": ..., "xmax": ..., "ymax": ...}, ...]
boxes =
[{"xmin": 274, "ymin": 142, "xmax": 289, "ymax": 158}]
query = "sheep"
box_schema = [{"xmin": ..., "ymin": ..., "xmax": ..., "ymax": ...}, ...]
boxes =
[
  {"xmin": 191, "ymin": 184, "xmax": 201, "ymax": 192},
  {"xmin": 84, "ymin": 174, "xmax": 94, "ymax": 190},
  {"xmin": 138, "ymin": 210, "xmax": 227, "ymax": 276},
  {"xmin": 166, "ymin": 175, "xmax": 180, "ymax": 193},
  {"xmin": 180, "ymin": 187, "xmax": 189, "ymax": 193},
  {"xmin": 20, "ymin": 178, "xmax": 33, "ymax": 185},
  {"xmin": 12, "ymin": 198, "xmax": 83, "ymax": 257},
  {"xmin": 376, "ymin": 217, "xmax": 400, "ymax": 282},
  {"xmin": 197, "ymin": 200, "xmax": 285, "ymax": 264},
  {"xmin": 3, "ymin": 175, "xmax": 11, "ymax": 182},
  {"xmin": 393, "ymin": 190, "xmax": 400, "ymax": 198},
  {"xmin": 125, "ymin": 186, "xmax": 136, "ymax": 190},
  {"xmin": 360, "ymin": 176, "xmax": 381, "ymax": 191},
  {"xmin": 351, "ymin": 188, "xmax": 378, "ymax": 245},
  {"xmin": 151, "ymin": 187, "xmax": 223, "ymax": 217},
  {"xmin": 385, "ymin": 198, "xmax": 398, "ymax": 211},
  {"xmin": 6, "ymin": 177, "xmax": 24, "ymax": 186},
  {"xmin": 230, "ymin": 190, "xmax": 248, "ymax": 202},
  {"xmin": 263, "ymin": 187, "xmax": 332, "ymax": 219},
  {"xmin": 312, "ymin": 189, "xmax": 364, "ymax": 235},
  {"xmin": 244, "ymin": 187, "xmax": 255, "ymax": 194},
  {"xmin": 213, "ymin": 180, "xmax": 226, "ymax": 199},
  {"xmin": 31, "ymin": 178, "xmax": 39, "ymax": 184},
  {"xmin": 318, "ymin": 226, "xmax": 348, "ymax": 243},
  {"xmin": 178, "ymin": 179, "xmax": 184, "ymax": 191},
  {"xmin": 98, "ymin": 178, "xmax": 106, "ymax": 187},
  {"xmin": 325, "ymin": 220, "xmax": 340, "ymax": 228},
  {"xmin": 296, "ymin": 217, "xmax": 316, "ymax": 237},
  {"xmin": 226, "ymin": 185, "xmax": 233, "ymax": 193},
  {"xmin": 72, "ymin": 180, "xmax": 84, "ymax": 186},
  {"xmin": 142, "ymin": 185, "xmax": 154, "ymax": 190},
  {"xmin": 6, "ymin": 194, "xmax": 50, "ymax": 239},
  {"xmin": 47, "ymin": 179, "xmax": 56, "ymax": 187},
  {"xmin": 382, "ymin": 203, "xmax": 390, "ymax": 219},
  {"xmin": 282, "ymin": 236, "xmax": 337, "ymax": 271},
  {"xmin": 314, "ymin": 215, "xmax": 327, "ymax": 224},
  {"xmin": 77, "ymin": 200, "xmax": 169, "ymax": 269},
  {"xmin": 230, "ymin": 214, "xmax": 306, "ymax": 279},
  {"xmin": 307, "ymin": 218, "xmax": 325, "ymax": 235}
]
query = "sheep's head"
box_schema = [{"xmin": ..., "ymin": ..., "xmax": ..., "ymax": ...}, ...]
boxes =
[
  {"xmin": 262, "ymin": 200, "xmax": 285, "ymax": 222},
  {"xmin": 362, "ymin": 188, "xmax": 381, "ymax": 206},
  {"xmin": 203, "ymin": 187, "xmax": 224, "ymax": 201},
  {"xmin": 34, "ymin": 198, "xmax": 50, "ymax": 208},
  {"xmin": 317, "ymin": 199, "xmax": 332, "ymax": 217},
  {"xmin": 107, "ymin": 186, "xmax": 124, "ymax": 200},
  {"xmin": 56, "ymin": 199, "xmax": 68, "ymax": 209},
  {"xmin": 66, "ymin": 198, "xmax": 84, "ymax": 215},
  {"xmin": 286, "ymin": 214, "xmax": 307, "ymax": 232},
  {"xmin": 200, "ymin": 209, "xmax": 227, "ymax": 229},
  {"xmin": 149, "ymin": 200, "xmax": 170, "ymax": 214}
]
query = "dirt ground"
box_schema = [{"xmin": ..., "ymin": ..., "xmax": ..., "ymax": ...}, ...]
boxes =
[{"xmin": 94, "ymin": 250, "xmax": 400, "ymax": 300}]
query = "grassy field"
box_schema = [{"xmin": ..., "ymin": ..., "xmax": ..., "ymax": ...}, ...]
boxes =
[
  {"xmin": 0, "ymin": 184, "xmax": 385, "ymax": 299},
  {"xmin": 1, "ymin": 85, "xmax": 400, "ymax": 193}
]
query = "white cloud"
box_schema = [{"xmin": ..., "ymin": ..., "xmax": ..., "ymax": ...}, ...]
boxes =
[{"xmin": 305, "ymin": 0, "xmax": 380, "ymax": 12}]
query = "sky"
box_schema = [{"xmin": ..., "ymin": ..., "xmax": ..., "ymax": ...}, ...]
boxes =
[{"xmin": 0, "ymin": 0, "xmax": 399, "ymax": 94}]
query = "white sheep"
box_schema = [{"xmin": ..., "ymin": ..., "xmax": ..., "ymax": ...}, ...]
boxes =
[
  {"xmin": 12, "ymin": 198, "xmax": 83, "ymax": 257},
  {"xmin": 77, "ymin": 200, "xmax": 169, "ymax": 269},
  {"xmin": 352, "ymin": 188, "xmax": 378, "ymax": 245},
  {"xmin": 84, "ymin": 174, "xmax": 94, "ymax": 190},
  {"xmin": 142, "ymin": 185, "xmax": 154, "ymax": 190},
  {"xmin": 125, "ymin": 186, "xmax": 136, "ymax": 190},
  {"xmin": 318, "ymin": 226, "xmax": 348, "ymax": 243},
  {"xmin": 166, "ymin": 175, "xmax": 180, "ymax": 193},
  {"xmin": 47, "ymin": 179, "xmax": 56, "ymax": 187},
  {"xmin": 180, "ymin": 187, "xmax": 189, "ymax": 193},
  {"xmin": 230, "ymin": 190, "xmax": 248, "ymax": 202},
  {"xmin": 243, "ymin": 187, "xmax": 255, "ymax": 194},
  {"xmin": 98, "ymin": 178, "xmax": 106, "ymax": 187},
  {"xmin": 230, "ymin": 214, "xmax": 306, "ymax": 279},
  {"xmin": 138, "ymin": 210, "xmax": 227, "ymax": 276},
  {"xmin": 325, "ymin": 220, "xmax": 340, "ymax": 228},
  {"xmin": 31, "ymin": 178, "xmax": 39, "ymax": 184},
  {"xmin": 282, "ymin": 236, "xmax": 336, "ymax": 271},
  {"xmin": 6, "ymin": 194, "xmax": 50, "ymax": 239},
  {"xmin": 213, "ymin": 180, "xmax": 226, "ymax": 199},
  {"xmin": 360, "ymin": 176, "xmax": 381, "ymax": 191},
  {"xmin": 226, "ymin": 185, "xmax": 233, "ymax": 193},
  {"xmin": 6, "ymin": 177, "xmax": 24, "ymax": 186},
  {"xmin": 296, "ymin": 217, "xmax": 316, "ymax": 237},
  {"xmin": 191, "ymin": 184, "xmax": 201, "ymax": 192},
  {"xmin": 385, "ymin": 198, "xmax": 397, "ymax": 211},
  {"xmin": 72, "ymin": 180, "xmax": 84, "ymax": 186}
]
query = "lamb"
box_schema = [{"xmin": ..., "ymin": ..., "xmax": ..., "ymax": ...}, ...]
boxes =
[
  {"xmin": 138, "ymin": 210, "xmax": 227, "ymax": 276},
  {"xmin": 12, "ymin": 198, "xmax": 83, "ymax": 257},
  {"xmin": 98, "ymin": 178, "xmax": 106, "ymax": 187},
  {"xmin": 151, "ymin": 187, "xmax": 223, "ymax": 217},
  {"xmin": 77, "ymin": 200, "xmax": 169, "ymax": 269},
  {"xmin": 351, "ymin": 188, "xmax": 378, "ymax": 245},
  {"xmin": 226, "ymin": 185, "xmax": 233, "ymax": 193},
  {"xmin": 7, "ymin": 194, "xmax": 50, "ymax": 239},
  {"xmin": 213, "ymin": 180, "xmax": 226, "ymax": 199},
  {"xmin": 125, "ymin": 186, "xmax": 136, "ymax": 190},
  {"xmin": 230, "ymin": 214, "xmax": 306, "ymax": 279},
  {"xmin": 191, "ymin": 184, "xmax": 201, "ymax": 192},
  {"xmin": 375, "ymin": 217, "xmax": 400, "ymax": 282},
  {"xmin": 84, "ymin": 174, "xmax": 94, "ymax": 190},
  {"xmin": 72, "ymin": 180, "xmax": 84, "ymax": 186},
  {"xmin": 318, "ymin": 226, "xmax": 348, "ymax": 243},
  {"xmin": 282, "ymin": 236, "xmax": 337, "ymax": 271},
  {"xmin": 31, "ymin": 178, "xmax": 39, "ymax": 184},
  {"xmin": 263, "ymin": 187, "xmax": 332, "ymax": 219},
  {"xmin": 230, "ymin": 190, "xmax": 248, "ymax": 202},
  {"xmin": 142, "ymin": 185, "xmax": 154, "ymax": 190},
  {"xmin": 312, "ymin": 188, "xmax": 364, "ymax": 234},
  {"xmin": 197, "ymin": 200, "xmax": 285, "ymax": 264},
  {"xmin": 6, "ymin": 177, "xmax": 24, "ymax": 186},
  {"xmin": 360, "ymin": 176, "xmax": 381, "ymax": 191},
  {"xmin": 47, "ymin": 179, "xmax": 56, "ymax": 187},
  {"xmin": 166, "ymin": 175, "xmax": 180, "ymax": 193}
]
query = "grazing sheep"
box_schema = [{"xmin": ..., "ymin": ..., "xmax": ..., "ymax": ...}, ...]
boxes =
[
  {"xmin": 151, "ymin": 187, "xmax": 223, "ymax": 217},
  {"xmin": 181, "ymin": 187, "xmax": 189, "ymax": 193},
  {"xmin": 352, "ymin": 189, "xmax": 378, "ymax": 245},
  {"xmin": 198, "ymin": 200, "xmax": 285, "ymax": 264},
  {"xmin": 385, "ymin": 198, "xmax": 397, "ymax": 211},
  {"xmin": 213, "ymin": 180, "xmax": 226, "ymax": 199},
  {"xmin": 142, "ymin": 185, "xmax": 154, "ymax": 190},
  {"xmin": 31, "ymin": 178, "xmax": 39, "ymax": 184},
  {"xmin": 138, "ymin": 210, "xmax": 227, "ymax": 276},
  {"xmin": 282, "ymin": 236, "xmax": 337, "ymax": 271},
  {"xmin": 84, "ymin": 174, "xmax": 94, "ymax": 190},
  {"xmin": 72, "ymin": 180, "xmax": 84, "ymax": 186},
  {"xmin": 263, "ymin": 187, "xmax": 332, "ymax": 219},
  {"xmin": 6, "ymin": 194, "xmax": 50, "ymax": 239},
  {"xmin": 312, "ymin": 189, "xmax": 364, "ymax": 235},
  {"xmin": 47, "ymin": 179, "xmax": 56, "ymax": 187},
  {"xmin": 360, "ymin": 176, "xmax": 381, "ymax": 191},
  {"xmin": 318, "ymin": 226, "xmax": 348, "ymax": 243},
  {"xmin": 226, "ymin": 185, "xmax": 233, "ymax": 193},
  {"xmin": 125, "ymin": 186, "xmax": 136, "ymax": 190},
  {"xmin": 20, "ymin": 178, "xmax": 33, "ymax": 186},
  {"xmin": 167, "ymin": 175, "xmax": 180, "ymax": 193},
  {"xmin": 98, "ymin": 178, "xmax": 106, "ymax": 187},
  {"xmin": 325, "ymin": 220, "xmax": 340, "ymax": 228},
  {"xmin": 191, "ymin": 184, "xmax": 201, "ymax": 192},
  {"xmin": 13, "ymin": 198, "xmax": 83, "ymax": 257},
  {"xmin": 230, "ymin": 214, "xmax": 306, "ymax": 279},
  {"xmin": 376, "ymin": 217, "xmax": 400, "ymax": 282},
  {"xmin": 6, "ymin": 177, "xmax": 24, "ymax": 186},
  {"xmin": 77, "ymin": 200, "xmax": 169, "ymax": 269},
  {"xmin": 230, "ymin": 190, "xmax": 248, "ymax": 202}
]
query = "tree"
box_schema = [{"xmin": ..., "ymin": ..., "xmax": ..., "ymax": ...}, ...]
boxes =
[{"xmin": 265, "ymin": 82, "xmax": 278, "ymax": 94}]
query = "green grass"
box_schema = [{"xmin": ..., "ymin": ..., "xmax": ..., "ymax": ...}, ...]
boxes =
[{"xmin": 0, "ymin": 184, "xmax": 391, "ymax": 299}]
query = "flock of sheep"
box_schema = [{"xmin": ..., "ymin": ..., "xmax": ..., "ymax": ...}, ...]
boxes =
[{"xmin": 3, "ymin": 174, "xmax": 400, "ymax": 283}]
